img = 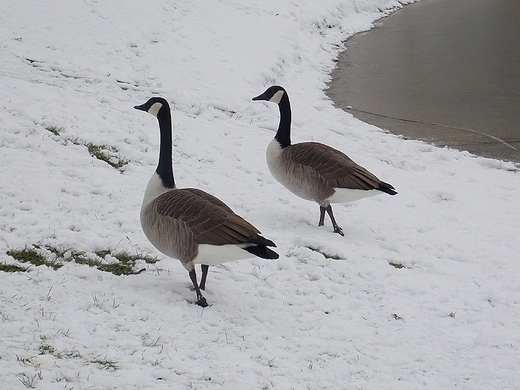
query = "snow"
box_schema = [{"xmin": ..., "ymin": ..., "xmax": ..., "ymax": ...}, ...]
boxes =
[{"xmin": 1, "ymin": 0, "xmax": 520, "ymax": 389}]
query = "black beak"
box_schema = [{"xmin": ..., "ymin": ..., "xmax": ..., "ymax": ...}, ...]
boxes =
[
  {"xmin": 252, "ymin": 93, "xmax": 266, "ymax": 101},
  {"xmin": 134, "ymin": 104, "xmax": 147, "ymax": 111}
]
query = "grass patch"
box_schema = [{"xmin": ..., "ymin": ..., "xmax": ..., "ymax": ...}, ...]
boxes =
[
  {"xmin": 0, "ymin": 262, "xmax": 29, "ymax": 272},
  {"xmin": 39, "ymin": 344, "xmax": 56, "ymax": 355},
  {"xmin": 42, "ymin": 124, "xmax": 129, "ymax": 172},
  {"xmin": 7, "ymin": 248, "xmax": 62, "ymax": 270},
  {"xmin": 44, "ymin": 125, "xmax": 64, "ymax": 137},
  {"xmin": 96, "ymin": 249, "xmax": 158, "ymax": 275},
  {"xmin": 388, "ymin": 262, "xmax": 408, "ymax": 269},
  {"xmin": 19, "ymin": 372, "xmax": 42, "ymax": 389},
  {"xmin": 306, "ymin": 246, "xmax": 342, "ymax": 260},
  {"xmin": 85, "ymin": 142, "xmax": 129, "ymax": 172},
  {"xmin": 5, "ymin": 244, "xmax": 158, "ymax": 276},
  {"xmin": 38, "ymin": 340, "xmax": 81, "ymax": 360},
  {"xmin": 91, "ymin": 357, "xmax": 118, "ymax": 371}
]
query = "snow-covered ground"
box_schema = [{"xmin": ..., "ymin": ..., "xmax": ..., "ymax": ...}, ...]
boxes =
[{"xmin": 2, "ymin": 0, "xmax": 520, "ymax": 388}]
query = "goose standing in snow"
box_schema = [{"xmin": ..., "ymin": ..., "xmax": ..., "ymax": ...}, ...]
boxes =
[
  {"xmin": 252, "ymin": 86, "xmax": 397, "ymax": 236},
  {"xmin": 135, "ymin": 97, "xmax": 278, "ymax": 307}
]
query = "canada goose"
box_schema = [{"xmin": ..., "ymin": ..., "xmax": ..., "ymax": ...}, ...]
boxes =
[
  {"xmin": 252, "ymin": 86, "xmax": 397, "ymax": 236},
  {"xmin": 135, "ymin": 97, "xmax": 278, "ymax": 307}
]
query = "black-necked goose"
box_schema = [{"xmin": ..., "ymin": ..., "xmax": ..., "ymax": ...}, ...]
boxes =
[
  {"xmin": 135, "ymin": 97, "xmax": 278, "ymax": 307},
  {"xmin": 252, "ymin": 86, "xmax": 397, "ymax": 236}
]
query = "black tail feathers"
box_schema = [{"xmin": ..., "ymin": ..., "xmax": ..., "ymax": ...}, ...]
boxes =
[
  {"xmin": 378, "ymin": 181, "xmax": 398, "ymax": 196},
  {"xmin": 244, "ymin": 236, "xmax": 279, "ymax": 259}
]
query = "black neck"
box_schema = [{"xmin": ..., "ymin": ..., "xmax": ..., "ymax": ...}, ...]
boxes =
[
  {"xmin": 156, "ymin": 108, "xmax": 175, "ymax": 189},
  {"xmin": 274, "ymin": 93, "xmax": 292, "ymax": 148}
]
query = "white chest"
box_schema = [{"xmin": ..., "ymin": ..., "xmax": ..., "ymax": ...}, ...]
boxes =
[
  {"xmin": 141, "ymin": 172, "xmax": 170, "ymax": 210},
  {"xmin": 265, "ymin": 139, "xmax": 316, "ymax": 201},
  {"xmin": 266, "ymin": 138, "xmax": 284, "ymax": 177}
]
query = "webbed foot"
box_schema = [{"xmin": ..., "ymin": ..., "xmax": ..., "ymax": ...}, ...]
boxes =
[
  {"xmin": 333, "ymin": 226, "xmax": 345, "ymax": 236},
  {"xmin": 196, "ymin": 297, "xmax": 209, "ymax": 307}
]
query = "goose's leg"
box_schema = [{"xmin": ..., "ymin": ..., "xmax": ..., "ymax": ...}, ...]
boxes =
[
  {"xmin": 189, "ymin": 269, "xmax": 208, "ymax": 307},
  {"xmin": 199, "ymin": 264, "xmax": 209, "ymax": 290},
  {"xmin": 318, "ymin": 206, "xmax": 327, "ymax": 227},
  {"xmin": 325, "ymin": 205, "xmax": 344, "ymax": 236}
]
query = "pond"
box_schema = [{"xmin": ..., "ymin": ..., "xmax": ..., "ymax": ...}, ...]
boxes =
[{"xmin": 327, "ymin": 0, "xmax": 520, "ymax": 163}]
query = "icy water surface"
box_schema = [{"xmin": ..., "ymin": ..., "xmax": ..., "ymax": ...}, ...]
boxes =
[{"xmin": 328, "ymin": 0, "xmax": 520, "ymax": 163}]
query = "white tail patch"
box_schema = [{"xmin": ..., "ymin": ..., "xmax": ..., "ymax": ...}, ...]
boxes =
[
  {"xmin": 194, "ymin": 244, "xmax": 257, "ymax": 265},
  {"xmin": 328, "ymin": 188, "xmax": 382, "ymax": 203}
]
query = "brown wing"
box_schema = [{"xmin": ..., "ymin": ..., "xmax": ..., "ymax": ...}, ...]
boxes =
[
  {"xmin": 285, "ymin": 142, "xmax": 385, "ymax": 191},
  {"xmin": 153, "ymin": 188, "xmax": 261, "ymax": 246}
]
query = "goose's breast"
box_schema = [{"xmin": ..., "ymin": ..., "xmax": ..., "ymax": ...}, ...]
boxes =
[
  {"xmin": 266, "ymin": 139, "xmax": 333, "ymax": 203},
  {"xmin": 140, "ymin": 204, "xmax": 197, "ymax": 263}
]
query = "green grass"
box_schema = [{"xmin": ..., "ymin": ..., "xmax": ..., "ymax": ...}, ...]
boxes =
[
  {"xmin": 18, "ymin": 372, "xmax": 42, "ymax": 389},
  {"xmin": 85, "ymin": 142, "xmax": 129, "ymax": 172},
  {"xmin": 0, "ymin": 262, "xmax": 29, "ymax": 272},
  {"xmin": 44, "ymin": 125, "xmax": 64, "ymax": 137},
  {"xmin": 91, "ymin": 357, "xmax": 119, "ymax": 371},
  {"xmin": 306, "ymin": 246, "xmax": 342, "ymax": 260},
  {"xmin": 6, "ymin": 248, "xmax": 62, "ymax": 270},
  {"xmin": 42, "ymin": 124, "xmax": 129, "ymax": 172},
  {"xmin": 38, "ymin": 344, "xmax": 56, "ymax": 355},
  {"xmin": 388, "ymin": 262, "xmax": 408, "ymax": 269},
  {"xmin": 16, "ymin": 338, "xmax": 120, "ymax": 390},
  {"xmin": 5, "ymin": 244, "xmax": 158, "ymax": 276}
]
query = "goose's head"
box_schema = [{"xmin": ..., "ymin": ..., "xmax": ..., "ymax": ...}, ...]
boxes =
[
  {"xmin": 134, "ymin": 97, "xmax": 170, "ymax": 117},
  {"xmin": 252, "ymin": 85, "xmax": 286, "ymax": 104}
]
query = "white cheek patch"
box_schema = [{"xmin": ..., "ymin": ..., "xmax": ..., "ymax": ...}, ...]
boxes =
[
  {"xmin": 269, "ymin": 90, "xmax": 285, "ymax": 104},
  {"xmin": 148, "ymin": 102, "xmax": 163, "ymax": 117}
]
